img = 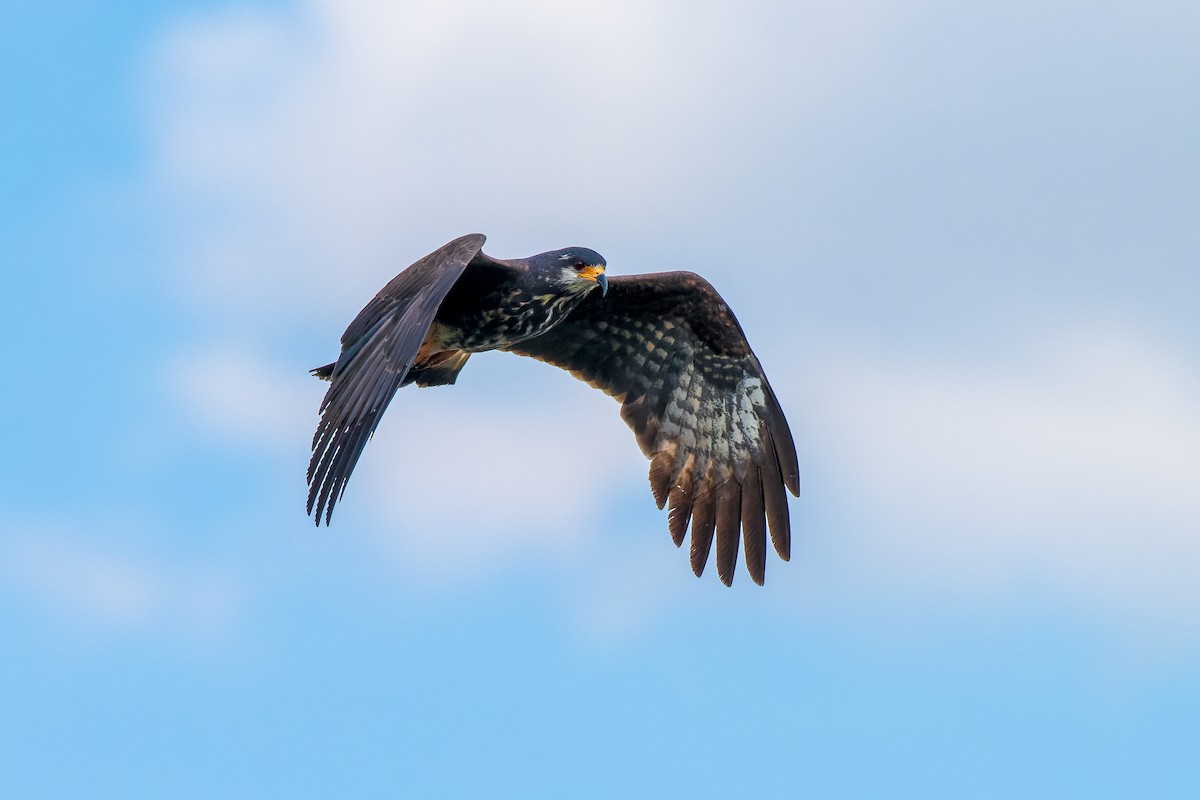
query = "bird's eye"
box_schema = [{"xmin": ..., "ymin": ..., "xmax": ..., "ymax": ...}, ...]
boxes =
[{"xmin": 573, "ymin": 261, "xmax": 587, "ymax": 270}]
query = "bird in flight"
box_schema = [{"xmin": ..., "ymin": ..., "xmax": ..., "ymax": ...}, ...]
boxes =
[{"xmin": 307, "ymin": 234, "xmax": 799, "ymax": 585}]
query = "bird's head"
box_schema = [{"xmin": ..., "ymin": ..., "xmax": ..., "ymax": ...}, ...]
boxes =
[{"xmin": 530, "ymin": 246, "xmax": 608, "ymax": 297}]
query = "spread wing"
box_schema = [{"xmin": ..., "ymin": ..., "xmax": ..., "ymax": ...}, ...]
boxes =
[
  {"xmin": 307, "ymin": 233, "xmax": 487, "ymax": 525},
  {"xmin": 506, "ymin": 272, "xmax": 799, "ymax": 585}
]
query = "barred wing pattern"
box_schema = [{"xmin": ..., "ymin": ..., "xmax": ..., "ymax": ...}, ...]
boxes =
[
  {"xmin": 307, "ymin": 234, "xmax": 487, "ymax": 524},
  {"xmin": 507, "ymin": 272, "xmax": 799, "ymax": 585}
]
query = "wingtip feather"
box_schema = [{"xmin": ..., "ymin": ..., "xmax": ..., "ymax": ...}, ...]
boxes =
[
  {"xmin": 688, "ymin": 478, "xmax": 717, "ymax": 578},
  {"xmin": 741, "ymin": 468, "xmax": 766, "ymax": 585},
  {"xmin": 648, "ymin": 450, "xmax": 675, "ymax": 509},
  {"xmin": 714, "ymin": 480, "xmax": 741, "ymax": 587}
]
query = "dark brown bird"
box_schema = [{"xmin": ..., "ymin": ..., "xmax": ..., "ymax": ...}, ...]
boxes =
[{"xmin": 308, "ymin": 234, "xmax": 799, "ymax": 585}]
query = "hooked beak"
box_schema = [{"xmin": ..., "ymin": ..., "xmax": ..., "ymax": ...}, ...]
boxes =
[{"xmin": 578, "ymin": 264, "xmax": 608, "ymax": 296}]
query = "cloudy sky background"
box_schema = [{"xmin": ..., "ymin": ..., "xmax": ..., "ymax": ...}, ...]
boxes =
[{"xmin": 4, "ymin": 0, "xmax": 1199, "ymax": 796}]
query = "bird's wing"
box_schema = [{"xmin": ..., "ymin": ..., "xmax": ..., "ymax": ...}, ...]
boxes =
[
  {"xmin": 505, "ymin": 272, "xmax": 799, "ymax": 585},
  {"xmin": 307, "ymin": 233, "xmax": 487, "ymax": 524}
]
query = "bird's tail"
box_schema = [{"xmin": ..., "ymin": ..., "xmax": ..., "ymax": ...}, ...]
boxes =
[
  {"xmin": 402, "ymin": 350, "xmax": 472, "ymax": 387},
  {"xmin": 311, "ymin": 349, "xmax": 471, "ymax": 386}
]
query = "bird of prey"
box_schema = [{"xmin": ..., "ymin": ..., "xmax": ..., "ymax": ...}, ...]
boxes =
[{"xmin": 307, "ymin": 234, "xmax": 799, "ymax": 585}]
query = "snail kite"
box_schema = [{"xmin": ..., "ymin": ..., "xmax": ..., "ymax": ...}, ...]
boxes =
[{"xmin": 307, "ymin": 234, "xmax": 799, "ymax": 585}]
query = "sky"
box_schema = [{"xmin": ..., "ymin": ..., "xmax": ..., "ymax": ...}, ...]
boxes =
[{"xmin": 3, "ymin": 0, "xmax": 1199, "ymax": 796}]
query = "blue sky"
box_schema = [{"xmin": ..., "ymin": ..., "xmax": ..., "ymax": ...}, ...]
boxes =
[{"xmin": 3, "ymin": 0, "xmax": 1199, "ymax": 796}]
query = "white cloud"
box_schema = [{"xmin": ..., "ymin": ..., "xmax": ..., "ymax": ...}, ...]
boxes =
[
  {"xmin": 2, "ymin": 522, "xmax": 243, "ymax": 644},
  {"xmin": 138, "ymin": 0, "xmax": 882, "ymax": 589},
  {"xmin": 142, "ymin": 0, "xmax": 889, "ymax": 322},
  {"xmin": 807, "ymin": 327, "xmax": 1200, "ymax": 622},
  {"xmin": 350, "ymin": 357, "xmax": 649, "ymax": 578},
  {"xmin": 162, "ymin": 340, "xmax": 662, "ymax": 581},
  {"xmin": 166, "ymin": 345, "xmax": 316, "ymax": 447},
  {"xmin": 137, "ymin": 0, "xmax": 1200, "ymax": 636}
]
